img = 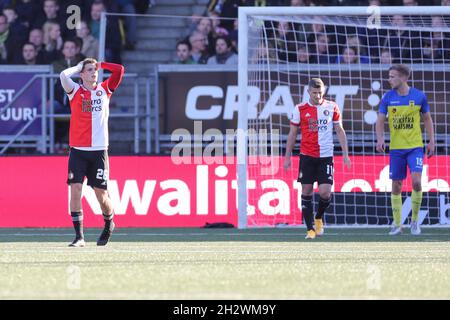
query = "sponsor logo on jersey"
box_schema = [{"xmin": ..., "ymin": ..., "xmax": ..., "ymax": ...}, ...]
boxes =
[
  {"xmin": 308, "ymin": 118, "xmax": 329, "ymax": 132},
  {"xmin": 82, "ymin": 98, "xmax": 103, "ymax": 112}
]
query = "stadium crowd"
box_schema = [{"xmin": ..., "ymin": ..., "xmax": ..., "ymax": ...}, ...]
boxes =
[
  {"xmin": 0, "ymin": 0, "xmax": 150, "ymax": 152},
  {"xmin": 174, "ymin": 0, "xmax": 450, "ymax": 65}
]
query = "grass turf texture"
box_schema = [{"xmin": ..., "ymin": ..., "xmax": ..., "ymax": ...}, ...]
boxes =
[{"xmin": 0, "ymin": 227, "xmax": 449, "ymax": 299}]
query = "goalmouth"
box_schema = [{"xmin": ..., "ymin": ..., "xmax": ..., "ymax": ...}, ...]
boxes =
[{"xmin": 237, "ymin": 6, "xmax": 450, "ymax": 229}]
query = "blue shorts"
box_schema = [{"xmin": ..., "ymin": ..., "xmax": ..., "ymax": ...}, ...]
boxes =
[{"xmin": 389, "ymin": 147, "xmax": 423, "ymax": 181}]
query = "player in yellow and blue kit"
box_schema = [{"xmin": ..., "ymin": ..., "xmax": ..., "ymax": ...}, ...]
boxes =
[{"xmin": 376, "ymin": 64, "xmax": 435, "ymax": 236}]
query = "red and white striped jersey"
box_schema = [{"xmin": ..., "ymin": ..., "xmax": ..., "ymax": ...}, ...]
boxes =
[
  {"xmin": 67, "ymin": 81, "xmax": 112, "ymax": 150},
  {"xmin": 290, "ymin": 99, "xmax": 341, "ymax": 158}
]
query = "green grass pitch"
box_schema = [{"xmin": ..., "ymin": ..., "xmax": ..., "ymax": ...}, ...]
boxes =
[{"xmin": 0, "ymin": 227, "xmax": 449, "ymax": 299}]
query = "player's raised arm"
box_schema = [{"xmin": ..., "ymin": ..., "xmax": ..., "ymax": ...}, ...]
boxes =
[
  {"xmin": 98, "ymin": 61, "xmax": 125, "ymax": 92},
  {"xmin": 59, "ymin": 61, "xmax": 83, "ymax": 94}
]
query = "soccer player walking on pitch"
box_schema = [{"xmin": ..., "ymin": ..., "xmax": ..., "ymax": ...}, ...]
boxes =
[
  {"xmin": 376, "ymin": 64, "xmax": 435, "ymax": 236},
  {"xmin": 59, "ymin": 58, "xmax": 124, "ymax": 247},
  {"xmin": 284, "ymin": 78, "xmax": 351, "ymax": 239}
]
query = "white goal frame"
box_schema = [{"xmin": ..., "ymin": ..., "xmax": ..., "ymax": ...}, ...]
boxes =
[{"xmin": 237, "ymin": 6, "xmax": 450, "ymax": 229}]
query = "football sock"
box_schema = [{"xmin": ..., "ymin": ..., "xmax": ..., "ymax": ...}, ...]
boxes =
[
  {"xmin": 391, "ymin": 194, "xmax": 402, "ymax": 227},
  {"xmin": 316, "ymin": 196, "xmax": 331, "ymax": 220},
  {"xmin": 103, "ymin": 212, "xmax": 114, "ymax": 230},
  {"xmin": 71, "ymin": 211, "xmax": 84, "ymax": 239},
  {"xmin": 301, "ymin": 195, "xmax": 314, "ymax": 231},
  {"xmin": 411, "ymin": 190, "xmax": 422, "ymax": 222}
]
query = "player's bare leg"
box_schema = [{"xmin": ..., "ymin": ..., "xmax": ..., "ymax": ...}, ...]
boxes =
[
  {"xmin": 69, "ymin": 183, "xmax": 85, "ymax": 247},
  {"xmin": 95, "ymin": 188, "xmax": 115, "ymax": 246},
  {"xmin": 315, "ymin": 184, "xmax": 332, "ymax": 236}
]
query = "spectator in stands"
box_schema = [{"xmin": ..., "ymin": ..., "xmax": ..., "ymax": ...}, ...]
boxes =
[
  {"xmin": 402, "ymin": 0, "xmax": 417, "ymax": 5},
  {"xmin": 28, "ymin": 28, "xmax": 49, "ymax": 64},
  {"xmin": 209, "ymin": 10, "xmax": 229, "ymax": 38},
  {"xmin": 52, "ymin": 38, "xmax": 82, "ymax": 73},
  {"xmin": 13, "ymin": 0, "xmax": 40, "ymax": 29},
  {"xmin": 307, "ymin": 16, "xmax": 337, "ymax": 56},
  {"xmin": 88, "ymin": 0, "xmax": 122, "ymax": 63},
  {"xmin": 175, "ymin": 40, "xmax": 195, "ymax": 64},
  {"xmin": 207, "ymin": 36, "xmax": 237, "ymax": 65},
  {"xmin": 2, "ymin": 5, "xmax": 28, "ymax": 40},
  {"xmin": 76, "ymin": 20, "xmax": 99, "ymax": 59},
  {"xmin": 117, "ymin": 0, "xmax": 137, "ymax": 50},
  {"xmin": 189, "ymin": 31, "xmax": 209, "ymax": 64},
  {"xmin": 195, "ymin": 16, "xmax": 216, "ymax": 56},
  {"xmin": 380, "ymin": 48, "xmax": 393, "ymax": 64},
  {"xmin": 339, "ymin": 46, "xmax": 359, "ymax": 64},
  {"xmin": 42, "ymin": 21, "xmax": 63, "ymax": 62},
  {"xmin": 431, "ymin": 16, "xmax": 450, "ymax": 63},
  {"xmin": 252, "ymin": 40, "xmax": 276, "ymax": 64},
  {"xmin": 89, "ymin": 0, "xmax": 101, "ymax": 40},
  {"xmin": 297, "ymin": 45, "xmax": 311, "ymax": 63},
  {"xmin": 33, "ymin": 0, "xmax": 68, "ymax": 37},
  {"xmin": 336, "ymin": 35, "xmax": 370, "ymax": 63},
  {"xmin": 73, "ymin": 36, "xmax": 86, "ymax": 61},
  {"xmin": 206, "ymin": 0, "xmax": 244, "ymax": 32},
  {"xmin": 273, "ymin": 20, "xmax": 297, "ymax": 62},
  {"xmin": 310, "ymin": 33, "xmax": 335, "ymax": 64},
  {"xmin": 442, "ymin": 0, "xmax": 450, "ymax": 5},
  {"xmin": 229, "ymin": 18, "xmax": 238, "ymax": 53},
  {"xmin": 383, "ymin": 14, "xmax": 420, "ymax": 64},
  {"xmin": 0, "ymin": 13, "xmax": 23, "ymax": 64},
  {"xmin": 17, "ymin": 42, "xmax": 45, "ymax": 65}
]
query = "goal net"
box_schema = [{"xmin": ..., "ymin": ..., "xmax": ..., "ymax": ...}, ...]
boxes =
[{"xmin": 237, "ymin": 6, "xmax": 450, "ymax": 228}]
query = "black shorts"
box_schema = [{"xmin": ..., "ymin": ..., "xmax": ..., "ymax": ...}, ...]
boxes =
[
  {"xmin": 298, "ymin": 154, "xmax": 334, "ymax": 185},
  {"xmin": 67, "ymin": 148, "xmax": 109, "ymax": 189}
]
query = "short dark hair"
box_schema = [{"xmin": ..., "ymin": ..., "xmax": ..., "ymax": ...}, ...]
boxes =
[
  {"xmin": 72, "ymin": 36, "xmax": 83, "ymax": 49},
  {"xmin": 177, "ymin": 40, "xmax": 191, "ymax": 51},
  {"xmin": 22, "ymin": 42, "xmax": 36, "ymax": 50},
  {"xmin": 81, "ymin": 58, "xmax": 97, "ymax": 72},
  {"xmin": 63, "ymin": 38, "xmax": 77, "ymax": 47},
  {"xmin": 308, "ymin": 78, "xmax": 325, "ymax": 89},
  {"xmin": 389, "ymin": 64, "xmax": 410, "ymax": 78},
  {"xmin": 215, "ymin": 36, "xmax": 231, "ymax": 48}
]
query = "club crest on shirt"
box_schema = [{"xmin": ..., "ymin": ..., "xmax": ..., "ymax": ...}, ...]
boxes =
[
  {"xmin": 392, "ymin": 108, "xmax": 397, "ymax": 113},
  {"xmin": 409, "ymin": 100, "xmax": 415, "ymax": 108},
  {"xmin": 96, "ymin": 91, "xmax": 102, "ymax": 97},
  {"xmin": 68, "ymin": 171, "xmax": 74, "ymax": 180},
  {"xmin": 323, "ymin": 110, "xmax": 330, "ymax": 116}
]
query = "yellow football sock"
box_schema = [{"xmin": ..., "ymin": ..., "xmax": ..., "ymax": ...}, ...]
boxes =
[
  {"xmin": 411, "ymin": 190, "xmax": 423, "ymax": 222},
  {"xmin": 391, "ymin": 194, "xmax": 402, "ymax": 227}
]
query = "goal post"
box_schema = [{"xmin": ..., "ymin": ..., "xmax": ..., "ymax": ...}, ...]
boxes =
[{"xmin": 237, "ymin": 6, "xmax": 450, "ymax": 229}]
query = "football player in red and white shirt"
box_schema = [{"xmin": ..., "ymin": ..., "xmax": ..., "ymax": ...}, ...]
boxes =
[
  {"xmin": 284, "ymin": 78, "xmax": 351, "ymax": 239},
  {"xmin": 60, "ymin": 58, "xmax": 124, "ymax": 247}
]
